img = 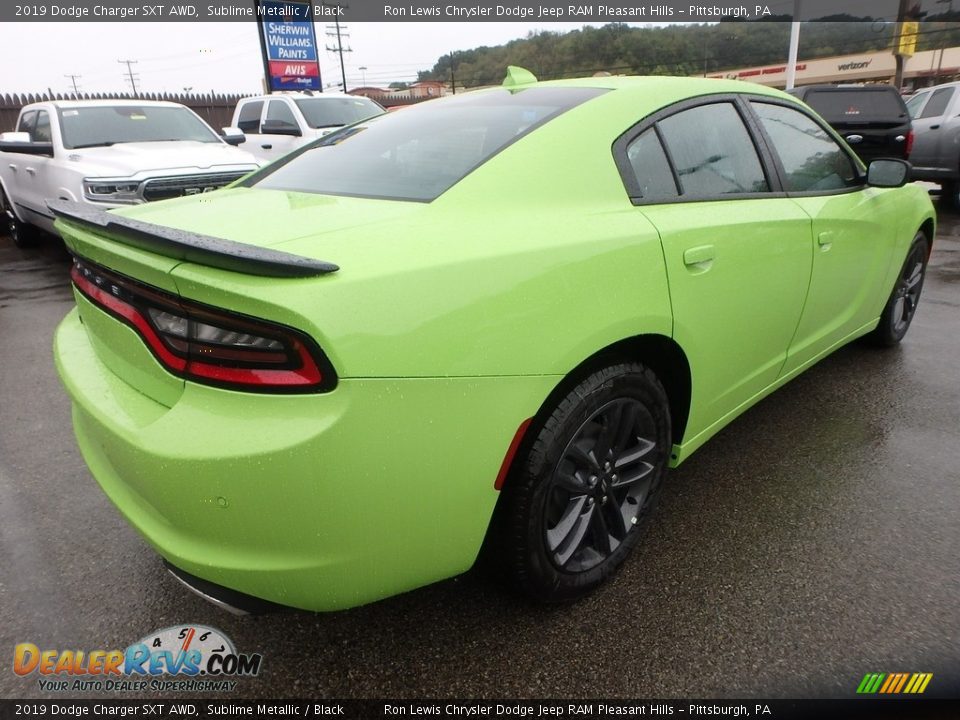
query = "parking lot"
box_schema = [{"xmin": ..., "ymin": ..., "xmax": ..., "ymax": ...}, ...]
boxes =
[{"xmin": 1, "ymin": 201, "xmax": 958, "ymax": 700}]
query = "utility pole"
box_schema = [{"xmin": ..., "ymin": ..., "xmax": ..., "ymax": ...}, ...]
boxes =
[
  {"xmin": 324, "ymin": 15, "xmax": 351, "ymax": 92},
  {"xmin": 64, "ymin": 74, "xmax": 82, "ymax": 94},
  {"xmin": 449, "ymin": 52, "xmax": 456, "ymax": 94},
  {"xmin": 118, "ymin": 59, "xmax": 140, "ymax": 96}
]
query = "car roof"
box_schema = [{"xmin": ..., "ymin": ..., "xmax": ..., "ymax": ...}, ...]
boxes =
[
  {"xmin": 39, "ymin": 100, "xmax": 188, "ymax": 109},
  {"xmin": 243, "ymin": 93, "xmax": 355, "ymax": 101}
]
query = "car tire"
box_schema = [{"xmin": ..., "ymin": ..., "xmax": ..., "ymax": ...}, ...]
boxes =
[
  {"xmin": 501, "ymin": 362, "xmax": 671, "ymax": 603},
  {"xmin": 868, "ymin": 232, "xmax": 930, "ymax": 347},
  {"xmin": 1, "ymin": 187, "xmax": 38, "ymax": 248}
]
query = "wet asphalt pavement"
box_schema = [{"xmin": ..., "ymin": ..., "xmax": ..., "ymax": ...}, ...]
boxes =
[{"xmin": 1, "ymin": 201, "xmax": 958, "ymax": 702}]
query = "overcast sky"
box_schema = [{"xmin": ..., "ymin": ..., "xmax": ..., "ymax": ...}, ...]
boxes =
[{"xmin": 0, "ymin": 22, "xmax": 661, "ymax": 96}]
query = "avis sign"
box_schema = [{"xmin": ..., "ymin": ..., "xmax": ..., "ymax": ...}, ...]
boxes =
[{"xmin": 256, "ymin": 0, "xmax": 322, "ymax": 91}]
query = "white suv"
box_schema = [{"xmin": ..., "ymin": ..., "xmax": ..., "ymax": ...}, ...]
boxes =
[{"xmin": 232, "ymin": 93, "xmax": 384, "ymax": 163}]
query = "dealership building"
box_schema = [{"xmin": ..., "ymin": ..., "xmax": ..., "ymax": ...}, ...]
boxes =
[{"xmin": 706, "ymin": 46, "xmax": 960, "ymax": 90}]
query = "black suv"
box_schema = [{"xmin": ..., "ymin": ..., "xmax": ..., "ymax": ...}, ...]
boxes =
[{"xmin": 788, "ymin": 84, "xmax": 912, "ymax": 164}]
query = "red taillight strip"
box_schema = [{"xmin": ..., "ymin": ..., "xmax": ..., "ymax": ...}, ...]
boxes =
[
  {"xmin": 494, "ymin": 418, "xmax": 533, "ymax": 491},
  {"xmin": 70, "ymin": 259, "xmax": 334, "ymax": 392},
  {"xmin": 71, "ymin": 264, "xmax": 187, "ymax": 372}
]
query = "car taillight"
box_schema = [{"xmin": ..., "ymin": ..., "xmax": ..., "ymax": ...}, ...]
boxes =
[
  {"xmin": 71, "ymin": 257, "xmax": 335, "ymax": 393},
  {"xmin": 905, "ymin": 129, "xmax": 914, "ymax": 158}
]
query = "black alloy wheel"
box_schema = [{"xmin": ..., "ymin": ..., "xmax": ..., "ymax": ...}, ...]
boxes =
[
  {"xmin": 869, "ymin": 233, "xmax": 929, "ymax": 347},
  {"xmin": 500, "ymin": 362, "xmax": 671, "ymax": 603},
  {"xmin": 545, "ymin": 397, "xmax": 659, "ymax": 572}
]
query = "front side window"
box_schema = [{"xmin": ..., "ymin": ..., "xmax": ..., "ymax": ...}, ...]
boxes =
[
  {"xmin": 265, "ymin": 100, "xmax": 298, "ymax": 131},
  {"xmin": 237, "ymin": 101, "xmax": 263, "ymax": 133},
  {"xmin": 33, "ymin": 111, "xmax": 52, "ymax": 143},
  {"xmin": 906, "ymin": 92, "xmax": 928, "ymax": 119},
  {"xmin": 58, "ymin": 105, "xmax": 221, "ymax": 149},
  {"xmin": 251, "ymin": 86, "xmax": 606, "ymax": 202},
  {"xmin": 657, "ymin": 102, "xmax": 769, "ymax": 196},
  {"xmin": 17, "ymin": 110, "xmax": 37, "ymax": 137},
  {"xmin": 294, "ymin": 97, "xmax": 383, "ymax": 129},
  {"xmin": 752, "ymin": 102, "xmax": 859, "ymax": 192},
  {"xmin": 919, "ymin": 87, "xmax": 954, "ymax": 119}
]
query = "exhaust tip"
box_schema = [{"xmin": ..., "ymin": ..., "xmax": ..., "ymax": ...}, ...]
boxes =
[{"xmin": 164, "ymin": 561, "xmax": 288, "ymax": 616}]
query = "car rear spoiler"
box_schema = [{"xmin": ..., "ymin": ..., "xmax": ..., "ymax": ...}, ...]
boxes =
[{"xmin": 48, "ymin": 199, "xmax": 338, "ymax": 278}]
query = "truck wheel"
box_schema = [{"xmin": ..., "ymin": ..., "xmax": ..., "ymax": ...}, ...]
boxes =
[{"xmin": 1, "ymin": 187, "xmax": 37, "ymax": 248}]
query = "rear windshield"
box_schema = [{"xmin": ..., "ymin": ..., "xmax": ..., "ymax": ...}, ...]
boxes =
[
  {"xmin": 294, "ymin": 97, "xmax": 384, "ymax": 129},
  {"xmin": 250, "ymin": 86, "xmax": 606, "ymax": 202},
  {"xmin": 803, "ymin": 89, "xmax": 907, "ymax": 124},
  {"xmin": 58, "ymin": 105, "xmax": 220, "ymax": 149}
]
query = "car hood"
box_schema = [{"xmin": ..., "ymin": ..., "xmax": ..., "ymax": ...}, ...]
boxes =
[
  {"xmin": 110, "ymin": 186, "xmax": 425, "ymax": 261},
  {"xmin": 70, "ymin": 141, "xmax": 261, "ymax": 178}
]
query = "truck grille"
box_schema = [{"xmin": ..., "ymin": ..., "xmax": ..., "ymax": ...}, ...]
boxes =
[{"xmin": 141, "ymin": 172, "xmax": 248, "ymax": 202}]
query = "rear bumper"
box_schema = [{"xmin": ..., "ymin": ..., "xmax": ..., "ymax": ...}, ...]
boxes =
[{"xmin": 55, "ymin": 307, "xmax": 557, "ymax": 611}]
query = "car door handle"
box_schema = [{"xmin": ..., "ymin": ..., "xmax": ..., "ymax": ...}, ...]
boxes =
[
  {"xmin": 260, "ymin": 143, "xmax": 273, "ymax": 149},
  {"xmin": 817, "ymin": 231, "xmax": 834, "ymax": 251},
  {"xmin": 930, "ymin": 124, "xmax": 940, "ymax": 130},
  {"xmin": 25, "ymin": 167, "xmax": 36, "ymax": 175},
  {"xmin": 683, "ymin": 245, "xmax": 715, "ymax": 271},
  {"xmin": 8, "ymin": 164, "xmax": 17, "ymax": 172}
]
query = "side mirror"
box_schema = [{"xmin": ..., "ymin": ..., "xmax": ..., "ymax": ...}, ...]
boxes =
[
  {"xmin": 0, "ymin": 132, "xmax": 53, "ymax": 156},
  {"xmin": 867, "ymin": 158, "xmax": 910, "ymax": 188},
  {"xmin": 260, "ymin": 120, "xmax": 302, "ymax": 137},
  {"xmin": 221, "ymin": 127, "xmax": 246, "ymax": 146}
]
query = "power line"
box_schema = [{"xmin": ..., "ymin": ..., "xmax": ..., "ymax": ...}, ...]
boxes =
[{"xmin": 118, "ymin": 59, "xmax": 140, "ymax": 96}]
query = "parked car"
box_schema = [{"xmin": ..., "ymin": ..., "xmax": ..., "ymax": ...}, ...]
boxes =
[
  {"xmin": 231, "ymin": 92, "xmax": 384, "ymax": 163},
  {"xmin": 788, "ymin": 84, "xmax": 912, "ymax": 164},
  {"xmin": 53, "ymin": 70, "xmax": 934, "ymax": 613},
  {"xmin": 905, "ymin": 81, "xmax": 960, "ymax": 202},
  {"xmin": 0, "ymin": 100, "xmax": 260, "ymax": 247}
]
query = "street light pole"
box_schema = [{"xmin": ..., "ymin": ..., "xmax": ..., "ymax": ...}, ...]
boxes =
[{"xmin": 785, "ymin": 0, "xmax": 801, "ymax": 90}]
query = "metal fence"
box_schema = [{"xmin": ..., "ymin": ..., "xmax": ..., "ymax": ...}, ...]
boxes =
[{"xmin": 0, "ymin": 91, "xmax": 246, "ymax": 133}]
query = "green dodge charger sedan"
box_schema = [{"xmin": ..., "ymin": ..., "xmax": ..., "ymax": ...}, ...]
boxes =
[{"xmin": 52, "ymin": 69, "xmax": 935, "ymax": 612}]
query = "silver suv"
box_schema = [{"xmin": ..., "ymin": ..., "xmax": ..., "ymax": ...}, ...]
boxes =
[{"xmin": 907, "ymin": 81, "xmax": 960, "ymax": 202}]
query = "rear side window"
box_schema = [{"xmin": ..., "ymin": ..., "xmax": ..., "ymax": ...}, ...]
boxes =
[
  {"xmin": 919, "ymin": 87, "xmax": 954, "ymax": 119},
  {"xmin": 752, "ymin": 102, "xmax": 859, "ymax": 192},
  {"xmin": 626, "ymin": 129, "xmax": 678, "ymax": 201},
  {"xmin": 803, "ymin": 89, "xmax": 907, "ymax": 124},
  {"xmin": 251, "ymin": 87, "xmax": 606, "ymax": 202},
  {"xmin": 657, "ymin": 102, "xmax": 769, "ymax": 196},
  {"xmin": 237, "ymin": 101, "xmax": 263, "ymax": 133}
]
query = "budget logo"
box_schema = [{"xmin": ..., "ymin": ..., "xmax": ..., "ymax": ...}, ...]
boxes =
[
  {"xmin": 856, "ymin": 672, "xmax": 933, "ymax": 695},
  {"xmin": 13, "ymin": 625, "xmax": 262, "ymax": 693}
]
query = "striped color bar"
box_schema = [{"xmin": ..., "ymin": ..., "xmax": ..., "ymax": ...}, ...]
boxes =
[{"xmin": 857, "ymin": 672, "xmax": 932, "ymax": 694}]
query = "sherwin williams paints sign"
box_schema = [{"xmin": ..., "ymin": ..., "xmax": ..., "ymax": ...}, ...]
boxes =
[{"xmin": 255, "ymin": 0, "xmax": 322, "ymax": 91}]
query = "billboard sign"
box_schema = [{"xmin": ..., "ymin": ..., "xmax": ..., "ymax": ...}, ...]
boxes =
[{"xmin": 256, "ymin": 0, "xmax": 322, "ymax": 91}]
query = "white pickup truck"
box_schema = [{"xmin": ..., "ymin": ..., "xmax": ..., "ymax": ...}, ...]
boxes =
[
  {"xmin": 231, "ymin": 92, "xmax": 384, "ymax": 163},
  {"xmin": 0, "ymin": 99, "xmax": 260, "ymax": 247}
]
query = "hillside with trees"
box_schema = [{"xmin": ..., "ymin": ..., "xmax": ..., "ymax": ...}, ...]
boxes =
[{"xmin": 419, "ymin": 16, "xmax": 960, "ymax": 88}]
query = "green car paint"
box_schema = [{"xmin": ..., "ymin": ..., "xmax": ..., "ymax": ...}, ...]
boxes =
[{"xmin": 53, "ymin": 74, "xmax": 935, "ymax": 611}]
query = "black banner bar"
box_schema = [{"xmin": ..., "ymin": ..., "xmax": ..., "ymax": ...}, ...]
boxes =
[
  {"xmin": 1, "ymin": 699, "xmax": 959, "ymax": 720},
  {"xmin": 0, "ymin": 0, "xmax": 930, "ymax": 23}
]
